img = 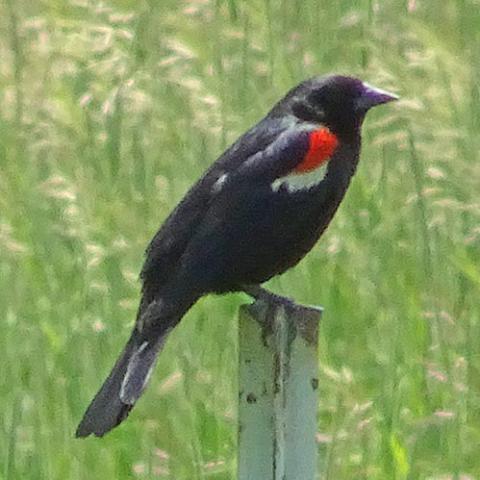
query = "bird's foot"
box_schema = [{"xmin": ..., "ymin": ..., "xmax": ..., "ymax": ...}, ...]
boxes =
[{"xmin": 242, "ymin": 285, "xmax": 295, "ymax": 308}]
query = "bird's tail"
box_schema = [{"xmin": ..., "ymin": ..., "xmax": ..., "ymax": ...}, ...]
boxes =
[{"xmin": 76, "ymin": 295, "xmax": 195, "ymax": 438}]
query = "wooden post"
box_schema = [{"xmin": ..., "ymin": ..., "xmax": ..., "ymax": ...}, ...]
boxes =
[{"xmin": 238, "ymin": 299, "xmax": 322, "ymax": 480}]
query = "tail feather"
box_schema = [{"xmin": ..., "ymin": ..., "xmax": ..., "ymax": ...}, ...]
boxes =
[
  {"xmin": 76, "ymin": 291, "xmax": 199, "ymax": 438},
  {"xmin": 120, "ymin": 332, "xmax": 170, "ymax": 405},
  {"xmin": 75, "ymin": 328, "xmax": 171, "ymax": 438}
]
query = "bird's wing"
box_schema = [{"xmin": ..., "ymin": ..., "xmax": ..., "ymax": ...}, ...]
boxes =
[
  {"xmin": 139, "ymin": 121, "xmax": 332, "ymax": 298},
  {"xmin": 140, "ymin": 173, "xmax": 216, "ymax": 299},
  {"xmin": 139, "ymin": 119, "xmax": 287, "ymax": 296}
]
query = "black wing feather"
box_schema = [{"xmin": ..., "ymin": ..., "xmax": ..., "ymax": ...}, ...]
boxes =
[
  {"xmin": 139, "ymin": 117, "xmax": 292, "ymax": 299},
  {"xmin": 141, "ymin": 117, "xmax": 309, "ymax": 298}
]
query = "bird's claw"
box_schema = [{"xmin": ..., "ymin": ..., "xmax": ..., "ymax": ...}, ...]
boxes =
[{"xmin": 242, "ymin": 285, "xmax": 295, "ymax": 308}]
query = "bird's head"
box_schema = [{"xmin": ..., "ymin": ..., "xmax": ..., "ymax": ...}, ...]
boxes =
[{"xmin": 272, "ymin": 75, "xmax": 398, "ymax": 142}]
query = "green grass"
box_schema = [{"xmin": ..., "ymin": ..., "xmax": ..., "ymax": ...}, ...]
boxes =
[{"xmin": 1, "ymin": 0, "xmax": 479, "ymax": 478}]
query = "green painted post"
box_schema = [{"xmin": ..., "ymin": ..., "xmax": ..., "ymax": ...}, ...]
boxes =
[{"xmin": 238, "ymin": 300, "xmax": 322, "ymax": 480}]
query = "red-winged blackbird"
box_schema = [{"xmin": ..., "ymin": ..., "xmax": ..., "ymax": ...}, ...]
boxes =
[{"xmin": 76, "ymin": 74, "xmax": 397, "ymax": 437}]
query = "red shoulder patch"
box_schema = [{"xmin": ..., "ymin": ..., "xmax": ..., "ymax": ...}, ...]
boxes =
[{"xmin": 294, "ymin": 128, "xmax": 339, "ymax": 173}]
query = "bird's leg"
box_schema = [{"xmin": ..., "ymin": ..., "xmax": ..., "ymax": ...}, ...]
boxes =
[{"xmin": 242, "ymin": 284, "xmax": 295, "ymax": 307}]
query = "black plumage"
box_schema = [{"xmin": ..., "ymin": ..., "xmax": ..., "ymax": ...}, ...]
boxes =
[{"xmin": 76, "ymin": 74, "xmax": 397, "ymax": 437}]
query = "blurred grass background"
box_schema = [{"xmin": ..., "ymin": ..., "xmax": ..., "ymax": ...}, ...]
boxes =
[{"xmin": 1, "ymin": 0, "xmax": 479, "ymax": 478}]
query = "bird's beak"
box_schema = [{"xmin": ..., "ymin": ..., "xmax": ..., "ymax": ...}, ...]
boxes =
[{"xmin": 355, "ymin": 83, "xmax": 399, "ymax": 112}]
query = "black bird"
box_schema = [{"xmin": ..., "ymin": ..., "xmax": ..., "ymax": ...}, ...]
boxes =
[{"xmin": 76, "ymin": 74, "xmax": 397, "ymax": 437}]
